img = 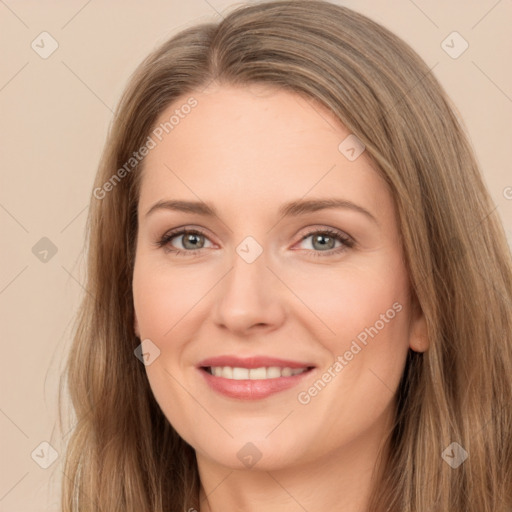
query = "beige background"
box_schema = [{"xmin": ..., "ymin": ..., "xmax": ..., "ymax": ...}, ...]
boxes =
[{"xmin": 1, "ymin": 0, "xmax": 511, "ymax": 510}]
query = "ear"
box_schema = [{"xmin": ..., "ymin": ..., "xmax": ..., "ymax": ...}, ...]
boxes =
[{"xmin": 408, "ymin": 296, "xmax": 429, "ymax": 353}]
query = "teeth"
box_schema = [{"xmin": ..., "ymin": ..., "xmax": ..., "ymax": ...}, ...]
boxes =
[
  {"xmin": 267, "ymin": 366, "xmax": 281, "ymax": 378},
  {"xmin": 208, "ymin": 366, "xmax": 309, "ymax": 380},
  {"xmin": 232, "ymin": 367, "xmax": 249, "ymax": 380},
  {"xmin": 249, "ymin": 367, "xmax": 266, "ymax": 379},
  {"xmin": 221, "ymin": 367, "xmax": 233, "ymax": 379}
]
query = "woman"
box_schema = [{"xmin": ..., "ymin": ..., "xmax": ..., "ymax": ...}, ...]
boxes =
[{"xmin": 60, "ymin": 1, "xmax": 512, "ymax": 511}]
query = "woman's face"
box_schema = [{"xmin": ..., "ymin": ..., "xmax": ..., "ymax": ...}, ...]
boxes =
[{"xmin": 132, "ymin": 83, "xmax": 426, "ymax": 471}]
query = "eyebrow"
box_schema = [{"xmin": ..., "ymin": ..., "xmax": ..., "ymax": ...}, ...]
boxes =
[{"xmin": 145, "ymin": 198, "xmax": 378, "ymax": 225}]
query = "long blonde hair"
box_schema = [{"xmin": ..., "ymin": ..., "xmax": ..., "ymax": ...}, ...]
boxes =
[{"xmin": 60, "ymin": 1, "xmax": 512, "ymax": 510}]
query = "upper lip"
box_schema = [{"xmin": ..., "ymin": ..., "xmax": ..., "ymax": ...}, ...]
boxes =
[{"xmin": 198, "ymin": 355, "xmax": 315, "ymax": 369}]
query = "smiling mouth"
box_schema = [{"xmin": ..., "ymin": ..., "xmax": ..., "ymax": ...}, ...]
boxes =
[{"xmin": 201, "ymin": 366, "xmax": 315, "ymax": 380}]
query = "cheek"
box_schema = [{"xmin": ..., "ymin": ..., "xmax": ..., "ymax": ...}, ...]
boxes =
[
  {"xmin": 294, "ymin": 288, "xmax": 410, "ymax": 451},
  {"xmin": 290, "ymin": 255, "xmax": 409, "ymax": 351},
  {"xmin": 132, "ymin": 258, "xmax": 208, "ymax": 442},
  {"xmin": 293, "ymin": 256, "xmax": 411, "ymax": 412},
  {"xmin": 132, "ymin": 257, "xmax": 210, "ymax": 340}
]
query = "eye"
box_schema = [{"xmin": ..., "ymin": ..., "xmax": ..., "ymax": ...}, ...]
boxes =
[
  {"xmin": 155, "ymin": 228, "xmax": 213, "ymax": 256},
  {"xmin": 155, "ymin": 227, "xmax": 355, "ymax": 257},
  {"xmin": 296, "ymin": 228, "xmax": 355, "ymax": 257}
]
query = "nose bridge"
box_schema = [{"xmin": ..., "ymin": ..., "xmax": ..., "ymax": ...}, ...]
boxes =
[
  {"xmin": 212, "ymin": 233, "xmax": 285, "ymax": 332},
  {"xmin": 226, "ymin": 234, "xmax": 271, "ymax": 300}
]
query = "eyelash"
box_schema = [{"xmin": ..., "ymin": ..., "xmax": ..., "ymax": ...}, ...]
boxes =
[{"xmin": 155, "ymin": 227, "xmax": 355, "ymax": 258}]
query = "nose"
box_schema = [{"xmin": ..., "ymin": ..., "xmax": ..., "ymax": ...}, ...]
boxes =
[{"xmin": 211, "ymin": 246, "xmax": 286, "ymax": 336}]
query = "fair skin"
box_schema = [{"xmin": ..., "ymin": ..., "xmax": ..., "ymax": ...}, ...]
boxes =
[{"xmin": 132, "ymin": 83, "xmax": 428, "ymax": 512}]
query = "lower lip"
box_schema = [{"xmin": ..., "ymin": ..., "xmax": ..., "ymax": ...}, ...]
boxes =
[{"xmin": 199, "ymin": 367, "xmax": 315, "ymax": 400}]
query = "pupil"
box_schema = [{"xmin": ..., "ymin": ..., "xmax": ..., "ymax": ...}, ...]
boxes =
[
  {"xmin": 184, "ymin": 234, "xmax": 202, "ymax": 249},
  {"xmin": 314, "ymin": 234, "xmax": 333, "ymax": 250}
]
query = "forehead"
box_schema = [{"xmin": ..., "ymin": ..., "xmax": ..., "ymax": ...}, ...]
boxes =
[{"xmin": 138, "ymin": 84, "xmax": 389, "ymax": 217}]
